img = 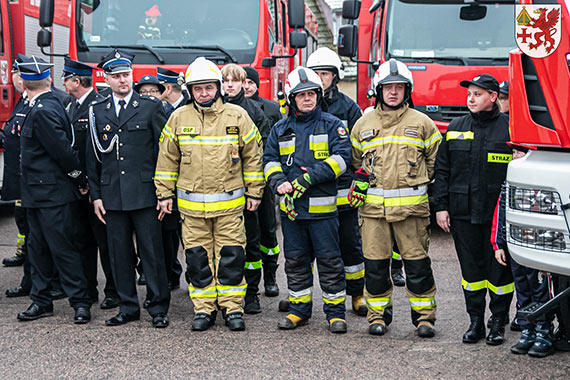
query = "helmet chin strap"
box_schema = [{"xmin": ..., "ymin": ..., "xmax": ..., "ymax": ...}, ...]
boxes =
[
  {"xmin": 375, "ymin": 84, "xmax": 412, "ymax": 110},
  {"xmin": 190, "ymin": 83, "xmax": 222, "ymax": 107}
]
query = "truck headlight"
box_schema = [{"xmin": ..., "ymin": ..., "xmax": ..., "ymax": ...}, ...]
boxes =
[
  {"xmin": 510, "ymin": 224, "xmax": 567, "ymax": 251},
  {"xmin": 509, "ymin": 187, "xmax": 560, "ymax": 215}
]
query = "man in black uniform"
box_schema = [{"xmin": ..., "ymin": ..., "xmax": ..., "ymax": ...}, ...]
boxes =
[
  {"xmin": 157, "ymin": 67, "xmax": 186, "ymax": 117},
  {"xmin": 222, "ymin": 63, "xmax": 271, "ymax": 314},
  {"xmin": 62, "ymin": 57, "xmax": 120, "ymax": 309},
  {"xmin": 243, "ymin": 66, "xmax": 281, "ymax": 298},
  {"xmin": 86, "ymin": 50, "xmax": 170, "ymax": 328},
  {"xmin": 433, "ymin": 74, "xmax": 514, "ymax": 345},
  {"xmin": 16, "ymin": 56, "xmax": 91, "ymax": 324}
]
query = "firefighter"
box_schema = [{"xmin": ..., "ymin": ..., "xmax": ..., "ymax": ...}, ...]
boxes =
[
  {"xmin": 263, "ymin": 67, "xmax": 351, "ymax": 333},
  {"xmin": 86, "ymin": 49, "xmax": 170, "ymax": 328},
  {"xmin": 222, "ymin": 63, "xmax": 271, "ymax": 314},
  {"xmin": 498, "ymin": 81, "xmax": 509, "ymax": 114},
  {"xmin": 155, "ymin": 57, "xmax": 264, "ymax": 332},
  {"xmin": 306, "ymin": 47, "xmax": 367, "ymax": 316},
  {"xmin": 349, "ymin": 59, "xmax": 441, "ymax": 337},
  {"xmin": 16, "ymin": 56, "xmax": 91, "ymax": 323},
  {"xmin": 62, "ymin": 57, "xmax": 120, "ymax": 310},
  {"xmin": 243, "ymin": 66, "xmax": 282, "ymax": 298},
  {"xmin": 433, "ymin": 74, "xmax": 514, "ymax": 345}
]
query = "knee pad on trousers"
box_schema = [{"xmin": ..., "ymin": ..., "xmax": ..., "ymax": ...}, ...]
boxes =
[
  {"xmin": 316, "ymin": 257, "xmax": 346, "ymax": 293},
  {"xmin": 284, "ymin": 254, "xmax": 312, "ymax": 291},
  {"xmin": 185, "ymin": 247, "xmax": 213, "ymax": 288},
  {"xmin": 365, "ymin": 258, "xmax": 391, "ymax": 294},
  {"xmin": 403, "ymin": 257, "xmax": 435, "ymax": 294},
  {"xmin": 218, "ymin": 246, "xmax": 245, "ymax": 286}
]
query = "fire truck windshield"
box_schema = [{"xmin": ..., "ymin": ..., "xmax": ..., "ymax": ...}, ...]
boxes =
[
  {"xmin": 385, "ymin": 1, "xmax": 516, "ymax": 64},
  {"xmin": 76, "ymin": 0, "xmax": 260, "ymax": 64}
]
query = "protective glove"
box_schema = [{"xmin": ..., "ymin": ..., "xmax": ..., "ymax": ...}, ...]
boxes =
[
  {"xmin": 283, "ymin": 193, "xmax": 298, "ymax": 221},
  {"xmin": 291, "ymin": 173, "xmax": 312, "ymax": 199},
  {"xmin": 347, "ymin": 168, "xmax": 370, "ymax": 208}
]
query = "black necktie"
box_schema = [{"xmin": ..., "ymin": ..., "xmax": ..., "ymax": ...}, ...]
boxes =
[{"xmin": 118, "ymin": 99, "xmax": 126, "ymax": 120}]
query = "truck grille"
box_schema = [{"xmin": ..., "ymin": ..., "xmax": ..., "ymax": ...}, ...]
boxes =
[{"xmin": 416, "ymin": 105, "xmax": 469, "ymax": 123}]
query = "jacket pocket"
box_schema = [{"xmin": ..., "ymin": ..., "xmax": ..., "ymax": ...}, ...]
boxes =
[
  {"xmin": 140, "ymin": 171, "xmax": 154, "ymax": 183},
  {"xmin": 100, "ymin": 174, "xmax": 111, "ymax": 186},
  {"xmin": 27, "ymin": 173, "xmax": 57, "ymax": 201},
  {"xmin": 449, "ymin": 183, "xmax": 470, "ymax": 216},
  {"xmin": 27, "ymin": 173, "xmax": 56, "ymax": 185}
]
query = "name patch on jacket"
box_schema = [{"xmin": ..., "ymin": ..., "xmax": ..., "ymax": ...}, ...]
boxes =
[
  {"xmin": 180, "ymin": 126, "xmax": 197, "ymax": 135},
  {"xmin": 404, "ymin": 128, "xmax": 418, "ymax": 138},
  {"xmin": 488, "ymin": 153, "xmax": 512, "ymax": 163},
  {"xmin": 226, "ymin": 126, "xmax": 239, "ymax": 135},
  {"xmin": 360, "ymin": 130, "xmax": 375, "ymax": 140}
]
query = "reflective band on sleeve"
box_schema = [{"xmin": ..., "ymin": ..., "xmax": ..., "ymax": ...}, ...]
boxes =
[
  {"xmin": 243, "ymin": 171, "xmax": 264, "ymax": 182},
  {"xmin": 260, "ymin": 244, "xmax": 280, "ymax": 256},
  {"xmin": 425, "ymin": 131, "xmax": 443, "ymax": 148},
  {"xmin": 309, "ymin": 134, "xmax": 329, "ymax": 152},
  {"xmin": 308, "ymin": 196, "xmax": 337, "ymax": 214},
  {"xmin": 188, "ymin": 285, "xmax": 217, "ymax": 298},
  {"xmin": 446, "ymin": 131, "xmax": 474, "ymax": 141},
  {"xmin": 217, "ymin": 284, "xmax": 247, "ymax": 297},
  {"xmin": 488, "ymin": 281, "xmax": 515, "ymax": 295},
  {"xmin": 154, "ymin": 171, "xmax": 179, "ymax": 181},
  {"xmin": 177, "ymin": 188, "xmax": 246, "ymax": 212},
  {"xmin": 461, "ymin": 278, "xmax": 488, "ymax": 292},
  {"xmin": 242, "ymin": 124, "xmax": 259, "ymax": 144},
  {"xmin": 179, "ymin": 135, "xmax": 239, "ymax": 146},
  {"xmin": 245, "ymin": 260, "xmax": 263, "ymax": 270},
  {"xmin": 409, "ymin": 297, "xmax": 437, "ymax": 311},
  {"xmin": 350, "ymin": 136, "xmax": 361, "ymax": 150},
  {"xmin": 366, "ymin": 297, "xmax": 392, "ymax": 310},
  {"xmin": 162, "ymin": 125, "xmax": 174, "ymax": 140},
  {"xmin": 337, "ymin": 188, "xmax": 349, "ymax": 206},
  {"xmin": 279, "ymin": 139, "xmax": 295, "ymax": 155},
  {"xmin": 264, "ymin": 162, "xmax": 283, "ymax": 180},
  {"xmin": 289, "ymin": 287, "xmax": 313, "ymax": 304},
  {"xmin": 345, "ymin": 262, "xmax": 365, "ymax": 280},
  {"xmin": 324, "ymin": 154, "xmax": 347, "ymax": 178},
  {"xmin": 322, "ymin": 290, "xmax": 347, "ymax": 305},
  {"xmin": 487, "ymin": 153, "xmax": 512, "ymax": 163}
]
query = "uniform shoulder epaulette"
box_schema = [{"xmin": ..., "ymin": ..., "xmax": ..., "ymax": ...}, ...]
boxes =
[
  {"xmin": 92, "ymin": 94, "xmax": 111, "ymax": 106},
  {"xmin": 139, "ymin": 94, "xmax": 161, "ymax": 103}
]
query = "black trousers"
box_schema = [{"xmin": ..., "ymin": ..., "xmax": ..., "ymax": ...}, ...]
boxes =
[
  {"xmin": 105, "ymin": 207, "xmax": 170, "ymax": 316},
  {"xmin": 161, "ymin": 210, "xmax": 182, "ymax": 285},
  {"xmin": 451, "ymin": 219, "xmax": 514, "ymax": 318},
  {"xmin": 27, "ymin": 202, "xmax": 91, "ymax": 308},
  {"xmin": 244, "ymin": 209, "xmax": 262, "ymax": 295},
  {"xmin": 338, "ymin": 208, "xmax": 365, "ymax": 296}
]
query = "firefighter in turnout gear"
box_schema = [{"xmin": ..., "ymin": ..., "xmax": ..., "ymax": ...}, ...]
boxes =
[
  {"xmin": 433, "ymin": 74, "xmax": 514, "ymax": 345},
  {"xmin": 155, "ymin": 57, "xmax": 264, "ymax": 332},
  {"xmin": 350, "ymin": 59, "xmax": 441, "ymax": 337},
  {"xmin": 307, "ymin": 47, "xmax": 366, "ymax": 316},
  {"xmin": 263, "ymin": 67, "xmax": 351, "ymax": 333}
]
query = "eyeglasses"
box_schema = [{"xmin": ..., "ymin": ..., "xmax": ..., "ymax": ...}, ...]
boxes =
[{"xmin": 139, "ymin": 89, "xmax": 161, "ymax": 95}]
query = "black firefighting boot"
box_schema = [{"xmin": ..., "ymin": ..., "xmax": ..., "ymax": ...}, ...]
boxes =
[
  {"xmin": 192, "ymin": 311, "xmax": 217, "ymax": 331},
  {"xmin": 263, "ymin": 260, "xmax": 279, "ymax": 297},
  {"xmin": 417, "ymin": 321, "xmax": 435, "ymax": 338},
  {"xmin": 278, "ymin": 299, "xmax": 290, "ymax": 312},
  {"xmin": 528, "ymin": 322, "xmax": 554, "ymax": 357},
  {"xmin": 278, "ymin": 314, "xmax": 308, "ymax": 330},
  {"xmin": 486, "ymin": 316, "xmax": 506, "ymax": 346},
  {"xmin": 244, "ymin": 293, "xmax": 261, "ymax": 314},
  {"xmin": 511, "ymin": 328, "xmax": 536, "ymax": 355},
  {"xmin": 391, "ymin": 260, "xmax": 405, "ymax": 287},
  {"xmin": 2, "ymin": 252, "xmax": 25, "ymax": 267},
  {"xmin": 463, "ymin": 315, "xmax": 486, "ymax": 343},
  {"xmin": 225, "ymin": 312, "xmax": 246, "ymax": 331},
  {"xmin": 329, "ymin": 318, "xmax": 347, "ymax": 334},
  {"xmin": 368, "ymin": 319, "xmax": 387, "ymax": 336}
]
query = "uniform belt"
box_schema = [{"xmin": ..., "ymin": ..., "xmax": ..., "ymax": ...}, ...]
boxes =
[{"xmin": 177, "ymin": 187, "xmax": 245, "ymax": 202}]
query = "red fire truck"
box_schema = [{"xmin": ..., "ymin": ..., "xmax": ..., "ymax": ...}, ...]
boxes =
[{"xmin": 338, "ymin": 0, "xmax": 516, "ymax": 132}]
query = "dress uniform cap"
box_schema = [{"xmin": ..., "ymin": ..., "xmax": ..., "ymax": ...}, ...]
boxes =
[
  {"xmin": 134, "ymin": 74, "xmax": 165, "ymax": 93},
  {"xmin": 62, "ymin": 57, "xmax": 96, "ymax": 78},
  {"xmin": 17, "ymin": 56, "xmax": 53, "ymax": 81},
  {"xmin": 499, "ymin": 81, "xmax": 509, "ymax": 96},
  {"xmin": 11, "ymin": 54, "xmax": 28, "ymax": 73},
  {"xmin": 460, "ymin": 74, "xmax": 500, "ymax": 93},
  {"xmin": 98, "ymin": 49, "xmax": 134, "ymax": 74},
  {"xmin": 156, "ymin": 67, "xmax": 180, "ymax": 84}
]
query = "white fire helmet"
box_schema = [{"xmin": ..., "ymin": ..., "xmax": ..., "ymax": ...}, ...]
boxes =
[
  {"xmin": 184, "ymin": 57, "xmax": 224, "ymax": 95},
  {"xmin": 373, "ymin": 58, "xmax": 413, "ymax": 92},
  {"xmin": 306, "ymin": 47, "xmax": 345, "ymax": 80},
  {"xmin": 284, "ymin": 66, "xmax": 323, "ymax": 104}
]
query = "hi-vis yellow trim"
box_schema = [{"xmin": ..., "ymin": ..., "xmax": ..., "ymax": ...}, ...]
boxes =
[
  {"xmin": 324, "ymin": 155, "xmax": 344, "ymax": 177},
  {"xmin": 384, "ymin": 194, "xmax": 428, "ymax": 207},
  {"xmin": 409, "ymin": 297, "xmax": 437, "ymax": 311},
  {"xmin": 279, "ymin": 145, "xmax": 295, "ymax": 155},
  {"xmin": 487, "ymin": 153, "xmax": 512, "ymax": 163},
  {"xmin": 461, "ymin": 278, "xmax": 488, "ymax": 291},
  {"xmin": 352, "ymin": 132, "xmax": 442, "ymax": 151},
  {"xmin": 162, "ymin": 125, "xmax": 174, "ymax": 140},
  {"xmin": 446, "ymin": 131, "xmax": 474, "ymax": 141},
  {"xmin": 366, "ymin": 297, "xmax": 392, "ymax": 310},
  {"xmin": 243, "ymin": 171, "xmax": 264, "ymax": 182},
  {"xmin": 289, "ymin": 288, "xmax": 312, "ymax": 304},
  {"xmin": 462, "ymin": 278, "xmax": 515, "ymax": 295},
  {"xmin": 217, "ymin": 284, "xmax": 247, "ymax": 297},
  {"xmin": 154, "ymin": 171, "xmax": 179, "ymax": 181},
  {"xmin": 188, "ymin": 285, "xmax": 217, "ymax": 298},
  {"xmin": 178, "ymin": 135, "xmax": 238, "ymax": 146},
  {"xmin": 243, "ymin": 124, "xmax": 259, "ymax": 144},
  {"xmin": 264, "ymin": 162, "xmax": 283, "ymax": 180},
  {"xmin": 178, "ymin": 196, "xmax": 245, "ymax": 212}
]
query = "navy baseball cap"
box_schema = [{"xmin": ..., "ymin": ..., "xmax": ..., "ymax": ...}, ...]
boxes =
[{"xmin": 460, "ymin": 74, "xmax": 500, "ymax": 93}]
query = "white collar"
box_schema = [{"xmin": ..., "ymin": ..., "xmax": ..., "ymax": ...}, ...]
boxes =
[
  {"xmin": 76, "ymin": 88, "xmax": 94, "ymax": 106},
  {"xmin": 171, "ymin": 94, "xmax": 184, "ymax": 109},
  {"xmin": 113, "ymin": 91, "xmax": 133, "ymax": 108},
  {"xmin": 29, "ymin": 90, "xmax": 50, "ymax": 104}
]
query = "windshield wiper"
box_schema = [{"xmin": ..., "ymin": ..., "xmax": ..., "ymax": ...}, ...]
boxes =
[
  {"xmin": 97, "ymin": 45, "xmax": 165, "ymax": 64},
  {"xmin": 158, "ymin": 45, "xmax": 237, "ymax": 63}
]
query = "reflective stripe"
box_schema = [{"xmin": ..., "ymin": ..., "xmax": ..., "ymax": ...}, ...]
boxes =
[
  {"xmin": 245, "ymin": 260, "xmax": 262, "ymax": 270},
  {"xmin": 243, "ymin": 124, "xmax": 258, "ymax": 144},
  {"xmin": 162, "ymin": 124, "xmax": 174, "ymax": 140},
  {"xmin": 425, "ymin": 131, "xmax": 443, "ymax": 148},
  {"xmin": 260, "ymin": 244, "xmax": 280, "ymax": 256},
  {"xmin": 177, "ymin": 188, "xmax": 246, "ymax": 212},
  {"xmin": 188, "ymin": 285, "xmax": 217, "ymax": 298},
  {"xmin": 384, "ymin": 194, "xmax": 428, "ymax": 207},
  {"xmin": 409, "ymin": 297, "xmax": 437, "ymax": 310},
  {"xmin": 488, "ymin": 281, "xmax": 515, "ymax": 295},
  {"xmin": 264, "ymin": 162, "xmax": 283, "ymax": 180},
  {"xmin": 289, "ymin": 287, "xmax": 312, "ymax": 304},
  {"xmin": 357, "ymin": 135, "xmax": 431, "ymax": 150},
  {"xmin": 308, "ymin": 196, "xmax": 336, "ymax": 214},
  {"xmin": 487, "ymin": 153, "xmax": 512, "ymax": 163},
  {"xmin": 243, "ymin": 171, "xmax": 264, "ymax": 182},
  {"xmin": 218, "ymin": 284, "xmax": 247, "ymax": 297},
  {"xmin": 179, "ymin": 135, "xmax": 239, "ymax": 146},
  {"xmin": 392, "ymin": 251, "xmax": 401, "ymax": 260},
  {"xmin": 365, "ymin": 187, "xmax": 385, "ymax": 205},
  {"xmin": 323, "ymin": 290, "xmax": 347, "ymax": 305},
  {"xmin": 366, "ymin": 297, "xmax": 392, "ymax": 310},
  {"xmin": 279, "ymin": 197, "xmax": 286, "ymax": 212},
  {"xmin": 17, "ymin": 234, "xmax": 26, "ymax": 245},
  {"xmin": 384, "ymin": 185, "xmax": 427, "ymax": 198},
  {"xmin": 350, "ymin": 136, "xmax": 361, "ymax": 150},
  {"xmin": 154, "ymin": 171, "xmax": 178, "ymax": 181},
  {"xmin": 446, "ymin": 131, "xmax": 474, "ymax": 141},
  {"xmin": 365, "ymin": 186, "xmax": 428, "ymax": 207},
  {"xmin": 461, "ymin": 278, "xmax": 488, "ymax": 292},
  {"xmin": 345, "ymin": 262, "xmax": 365, "ymax": 280},
  {"xmin": 279, "ymin": 139, "xmax": 295, "ymax": 155},
  {"xmin": 309, "ymin": 134, "xmax": 329, "ymax": 151},
  {"xmin": 324, "ymin": 154, "xmax": 347, "ymax": 178},
  {"xmin": 336, "ymin": 188, "xmax": 349, "ymax": 206}
]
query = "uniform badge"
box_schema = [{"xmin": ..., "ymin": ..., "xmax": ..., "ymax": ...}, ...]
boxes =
[
  {"xmin": 133, "ymin": 100, "xmax": 139, "ymax": 108},
  {"xmin": 115, "ymin": 51, "xmax": 121, "ymax": 59},
  {"xmin": 104, "ymin": 124, "xmax": 111, "ymax": 131},
  {"xmin": 180, "ymin": 126, "xmax": 196, "ymax": 135},
  {"xmin": 102, "ymin": 134, "xmax": 108, "ymax": 141},
  {"xmin": 231, "ymin": 150, "xmax": 240, "ymax": 163},
  {"xmin": 106, "ymin": 102, "xmax": 112, "ymax": 110},
  {"xmin": 37, "ymin": 104, "xmax": 43, "ymax": 108},
  {"xmin": 404, "ymin": 128, "xmax": 418, "ymax": 138},
  {"xmin": 360, "ymin": 130, "xmax": 375, "ymax": 140},
  {"xmin": 226, "ymin": 126, "xmax": 239, "ymax": 135},
  {"xmin": 337, "ymin": 126, "xmax": 348, "ymax": 139}
]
